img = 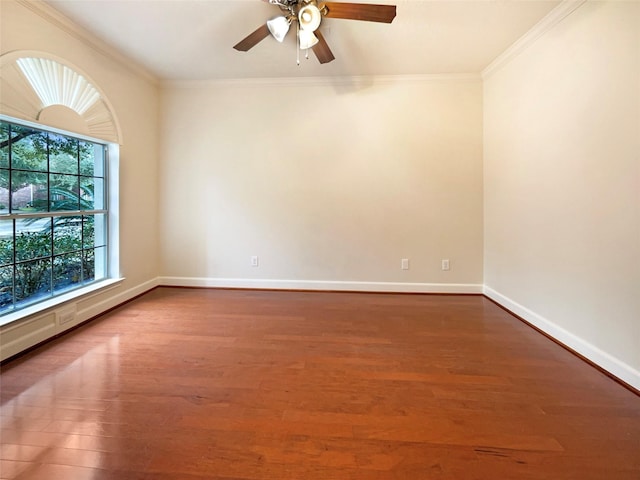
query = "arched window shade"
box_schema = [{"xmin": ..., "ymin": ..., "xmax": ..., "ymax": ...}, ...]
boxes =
[{"xmin": 0, "ymin": 52, "xmax": 121, "ymax": 143}]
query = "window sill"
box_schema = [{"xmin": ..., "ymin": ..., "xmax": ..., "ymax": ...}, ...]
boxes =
[{"xmin": 0, "ymin": 278, "xmax": 125, "ymax": 328}]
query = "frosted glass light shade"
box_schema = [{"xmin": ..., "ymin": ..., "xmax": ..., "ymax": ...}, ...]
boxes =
[
  {"xmin": 298, "ymin": 5, "xmax": 322, "ymax": 32},
  {"xmin": 298, "ymin": 30, "xmax": 319, "ymax": 50},
  {"xmin": 267, "ymin": 16, "xmax": 290, "ymax": 43}
]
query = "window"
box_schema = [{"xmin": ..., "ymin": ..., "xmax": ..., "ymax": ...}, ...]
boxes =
[{"xmin": 0, "ymin": 119, "xmax": 108, "ymax": 316}]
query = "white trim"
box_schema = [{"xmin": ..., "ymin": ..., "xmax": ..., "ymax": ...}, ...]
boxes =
[
  {"xmin": 15, "ymin": 0, "xmax": 158, "ymax": 86},
  {"xmin": 159, "ymin": 276, "xmax": 483, "ymax": 294},
  {"xmin": 0, "ymin": 278, "xmax": 123, "ymax": 328},
  {"xmin": 482, "ymin": 0, "xmax": 587, "ymax": 79},
  {"xmin": 0, "ymin": 53, "xmax": 123, "ymax": 143},
  {"xmin": 164, "ymin": 73, "xmax": 481, "ymax": 89},
  {"xmin": 0, "ymin": 113, "xmax": 112, "ymax": 145},
  {"xmin": 0, "ymin": 277, "xmax": 159, "ymax": 361},
  {"xmin": 76, "ymin": 277, "xmax": 159, "ymax": 321},
  {"xmin": 107, "ymin": 143, "xmax": 121, "ymax": 278},
  {"xmin": 3, "ymin": 278, "xmax": 638, "ymax": 392},
  {"xmin": 483, "ymin": 285, "xmax": 640, "ymax": 391},
  {"xmin": 0, "ymin": 314, "xmax": 57, "ymax": 361}
]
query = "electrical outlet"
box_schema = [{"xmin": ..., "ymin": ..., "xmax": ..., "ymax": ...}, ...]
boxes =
[
  {"xmin": 401, "ymin": 258, "xmax": 409, "ymax": 270},
  {"xmin": 251, "ymin": 255, "xmax": 259, "ymax": 267},
  {"xmin": 442, "ymin": 259, "xmax": 450, "ymax": 271}
]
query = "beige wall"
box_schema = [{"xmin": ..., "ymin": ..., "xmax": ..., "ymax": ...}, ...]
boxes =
[
  {"xmin": 2, "ymin": 0, "xmax": 637, "ymax": 390},
  {"xmin": 0, "ymin": 0, "xmax": 160, "ymax": 358},
  {"xmin": 483, "ymin": 1, "xmax": 640, "ymax": 387},
  {"xmin": 159, "ymin": 77, "xmax": 484, "ymax": 291}
]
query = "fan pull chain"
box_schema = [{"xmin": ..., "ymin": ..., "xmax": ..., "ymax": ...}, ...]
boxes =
[{"xmin": 296, "ymin": 22, "xmax": 300, "ymax": 66}]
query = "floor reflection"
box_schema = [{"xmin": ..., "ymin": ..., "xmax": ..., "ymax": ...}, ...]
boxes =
[{"xmin": 1, "ymin": 336, "xmax": 120, "ymax": 477}]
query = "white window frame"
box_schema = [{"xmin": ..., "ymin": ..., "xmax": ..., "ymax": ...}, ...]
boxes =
[{"xmin": 0, "ymin": 115, "xmax": 121, "ymax": 326}]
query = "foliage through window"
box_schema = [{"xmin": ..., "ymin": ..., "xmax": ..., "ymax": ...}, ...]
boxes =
[{"xmin": 0, "ymin": 120, "xmax": 108, "ymax": 316}]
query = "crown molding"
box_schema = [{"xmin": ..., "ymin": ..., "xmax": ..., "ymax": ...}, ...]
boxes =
[
  {"xmin": 163, "ymin": 73, "xmax": 481, "ymax": 89},
  {"xmin": 482, "ymin": 0, "xmax": 587, "ymax": 79},
  {"xmin": 14, "ymin": 0, "xmax": 159, "ymax": 86}
]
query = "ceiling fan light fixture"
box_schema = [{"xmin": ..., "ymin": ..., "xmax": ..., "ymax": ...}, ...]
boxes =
[
  {"xmin": 234, "ymin": 0, "xmax": 397, "ymax": 65},
  {"xmin": 298, "ymin": 29, "xmax": 319, "ymax": 49},
  {"xmin": 267, "ymin": 16, "xmax": 291, "ymax": 43},
  {"xmin": 298, "ymin": 4, "xmax": 321, "ymax": 32}
]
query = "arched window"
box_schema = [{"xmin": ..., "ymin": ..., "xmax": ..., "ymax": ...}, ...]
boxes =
[{"xmin": 0, "ymin": 53, "xmax": 120, "ymax": 321}]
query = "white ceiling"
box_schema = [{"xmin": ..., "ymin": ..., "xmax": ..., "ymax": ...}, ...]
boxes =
[{"xmin": 44, "ymin": 0, "xmax": 561, "ymax": 81}]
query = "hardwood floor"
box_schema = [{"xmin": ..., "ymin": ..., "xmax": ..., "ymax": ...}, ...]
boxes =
[{"xmin": 1, "ymin": 287, "xmax": 639, "ymax": 479}]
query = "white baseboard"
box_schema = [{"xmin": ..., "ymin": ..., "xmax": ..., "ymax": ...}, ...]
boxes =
[
  {"xmin": 158, "ymin": 276, "xmax": 484, "ymax": 294},
  {"xmin": 483, "ymin": 285, "xmax": 640, "ymax": 391},
  {"xmin": 76, "ymin": 277, "xmax": 159, "ymax": 322},
  {"xmin": 5, "ymin": 277, "xmax": 636, "ymax": 393}
]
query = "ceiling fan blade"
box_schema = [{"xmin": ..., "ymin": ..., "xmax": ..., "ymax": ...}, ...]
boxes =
[
  {"xmin": 322, "ymin": 2, "xmax": 396, "ymax": 23},
  {"xmin": 312, "ymin": 30, "xmax": 335, "ymax": 64},
  {"xmin": 233, "ymin": 24, "xmax": 271, "ymax": 52}
]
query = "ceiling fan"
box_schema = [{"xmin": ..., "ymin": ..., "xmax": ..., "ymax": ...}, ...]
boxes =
[{"xmin": 233, "ymin": 0, "xmax": 397, "ymax": 64}]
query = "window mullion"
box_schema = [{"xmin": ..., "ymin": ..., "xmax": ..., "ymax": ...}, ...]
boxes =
[
  {"xmin": 9, "ymin": 125, "xmax": 15, "ymax": 311},
  {"xmin": 12, "ymin": 219, "xmax": 16, "ymax": 311},
  {"xmin": 48, "ymin": 135, "xmax": 55, "ymax": 301},
  {"xmin": 78, "ymin": 140, "xmax": 84, "ymax": 283}
]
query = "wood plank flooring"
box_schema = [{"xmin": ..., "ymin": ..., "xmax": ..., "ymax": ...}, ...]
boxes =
[{"xmin": 1, "ymin": 287, "xmax": 639, "ymax": 479}]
